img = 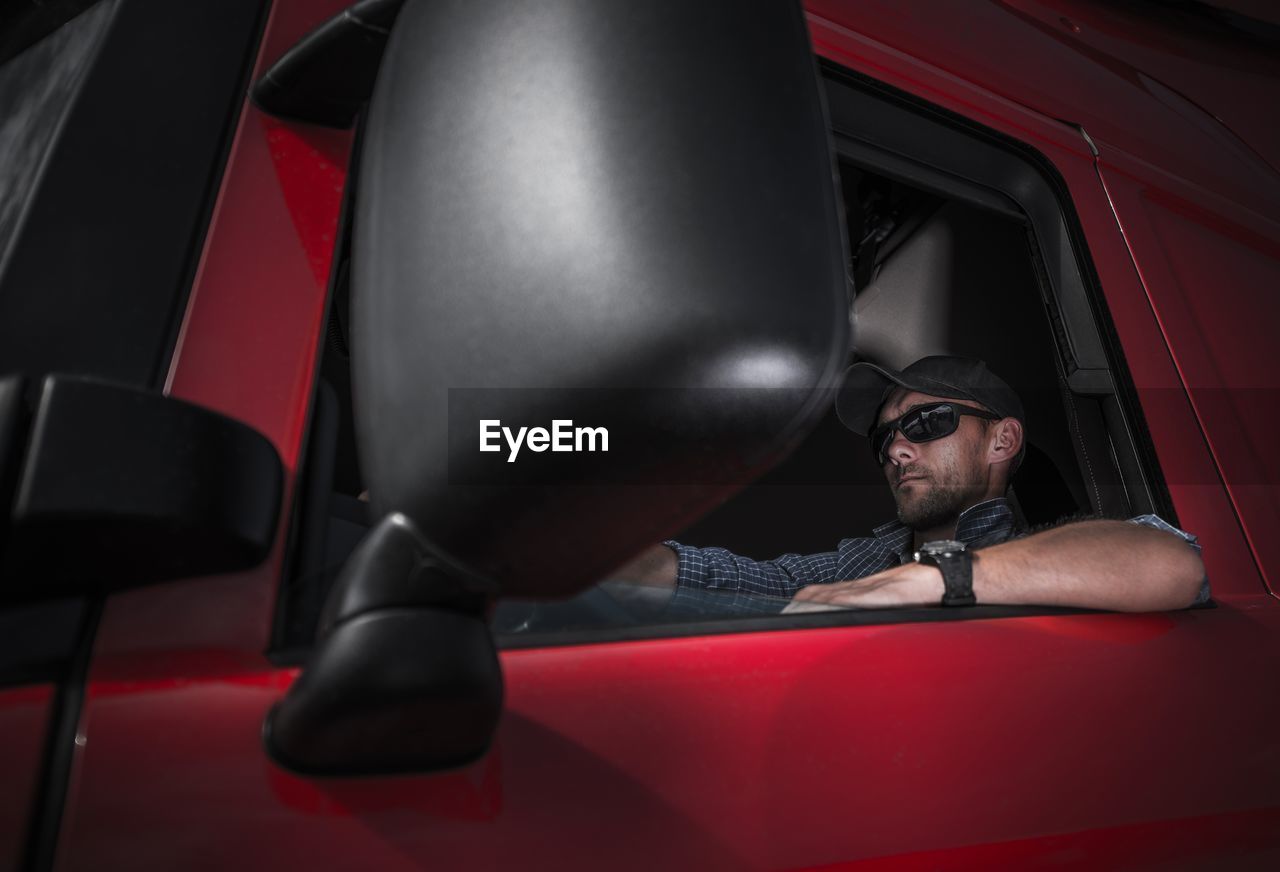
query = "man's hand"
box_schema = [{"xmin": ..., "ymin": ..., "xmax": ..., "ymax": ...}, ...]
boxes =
[
  {"xmin": 787, "ymin": 562, "xmax": 943, "ymax": 611},
  {"xmin": 786, "ymin": 520, "xmax": 1205, "ymax": 614}
]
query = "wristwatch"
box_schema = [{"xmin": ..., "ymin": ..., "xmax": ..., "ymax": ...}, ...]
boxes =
[{"xmin": 913, "ymin": 539, "xmax": 976, "ymax": 607}]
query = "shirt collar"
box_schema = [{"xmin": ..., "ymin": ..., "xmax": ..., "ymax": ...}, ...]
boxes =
[
  {"xmin": 955, "ymin": 497, "xmax": 1016, "ymax": 542},
  {"xmin": 872, "ymin": 497, "xmax": 1015, "ymax": 549}
]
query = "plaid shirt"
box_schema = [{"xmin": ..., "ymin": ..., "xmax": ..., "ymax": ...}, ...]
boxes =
[{"xmin": 665, "ymin": 498, "xmax": 1208, "ymax": 616}]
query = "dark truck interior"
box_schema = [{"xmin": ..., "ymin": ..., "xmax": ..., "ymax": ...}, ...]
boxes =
[
  {"xmin": 677, "ymin": 167, "xmax": 1095, "ymax": 560},
  {"xmin": 272, "ymin": 67, "xmax": 1168, "ymax": 653}
]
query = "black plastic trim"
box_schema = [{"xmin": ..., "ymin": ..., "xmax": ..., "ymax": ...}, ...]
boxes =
[
  {"xmin": 151, "ymin": 0, "xmax": 271, "ymax": 387},
  {"xmin": 264, "ymin": 597, "xmax": 1215, "ymax": 665},
  {"xmin": 2, "ymin": 376, "xmax": 283, "ymax": 598},
  {"xmin": 0, "ymin": 376, "xmax": 31, "ymax": 547},
  {"xmin": 0, "ymin": 0, "xmax": 104, "ymax": 66},
  {"xmin": 19, "ymin": 595, "xmax": 101, "ymax": 872},
  {"xmin": 0, "ymin": 598, "xmax": 86, "ymax": 688},
  {"xmin": 496, "ymin": 604, "xmax": 1095, "ymax": 650},
  {"xmin": 266, "ymin": 514, "xmax": 502, "ymax": 776},
  {"xmin": 271, "ymin": 110, "xmax": 365, "ymax": 655},
  {"xmin": 252, "ymin": 0, "xmax": 405, "ymax": 128},
  {"xmin": 0, "ymin": 0, "xmax": 268, "ymax": 391},
  {"xmin": 494, "ymin": 595, "xmax": 1213, "ymax": 651},
  {"xmin": 261, "ymin": 602, "xmax": 1141, "ymax": 664},
  {"xmin": 264, "ymin": 607, "xmax": 502, "ymax": 777},
  {"xmin": 274, "ymin": 380, "xmax": 340, "ymax": 651}
]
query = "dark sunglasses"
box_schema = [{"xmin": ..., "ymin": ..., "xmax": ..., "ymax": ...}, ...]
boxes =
[{"xmin": 870, "ymin": 401, "xmax": 1000, "ymax": 465}]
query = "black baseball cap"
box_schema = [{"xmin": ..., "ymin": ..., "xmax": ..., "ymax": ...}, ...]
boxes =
[{"xmin": 836, "ymin": 355, "xmax": 1025, "ymax": 435}]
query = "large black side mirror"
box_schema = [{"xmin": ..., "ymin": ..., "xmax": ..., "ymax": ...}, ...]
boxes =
[
  {"xmin": 268, "ymin": 0, "xmax": 850, "ymax": 776},
  {"xmin": 355, "ymin": 0, "xmax": 850, "ymax": 598}
]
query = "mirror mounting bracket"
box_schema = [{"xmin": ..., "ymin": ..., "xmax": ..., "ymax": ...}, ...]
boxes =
[{"xmin": 264, "ymin": 513, "xmax": 503, "ymax": 776}]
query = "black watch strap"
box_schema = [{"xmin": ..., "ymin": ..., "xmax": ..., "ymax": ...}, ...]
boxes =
[
  {"xmin": 916, "ymin": 546, "xmax": 976, "ymax": 607},
  {"xmin": 936, "ymin": 551, "xmax": 975, "ymax": 606}
]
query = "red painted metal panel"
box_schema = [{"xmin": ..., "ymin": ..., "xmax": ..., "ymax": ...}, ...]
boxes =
[
  {"xmin": 807, "ymin": 1, "xmax": 1280, "ymax": 225},
  {"xmin": 56, "ymin": 610, "xmax": 1280, "ymax": 870},
  {"xmin": 0, "ymin": 685, "xmax": 54, "ymax": 872},
  {"xmin": 50, "ymin": 1, "xmax": 1280, "ymax": 869},
  {"xmin": 1095, "ymin": 150, "xmax": 1280, "ymax": 598}
]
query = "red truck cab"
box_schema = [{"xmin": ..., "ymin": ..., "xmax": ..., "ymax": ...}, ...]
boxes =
[{"xmin": 2, "ymin": 1, "xmax": 1279, "ymax": 868}]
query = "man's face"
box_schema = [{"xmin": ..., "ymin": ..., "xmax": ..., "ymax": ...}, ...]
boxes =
[{"xmin": 876, "ymin": 388, "xmax": 993, "ymax": 531}]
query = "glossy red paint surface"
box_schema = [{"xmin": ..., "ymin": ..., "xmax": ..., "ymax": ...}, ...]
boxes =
[
  {"xmin": 44, "ymin": 0, "xmax": 1280, "ymax": 869},
  {"xmin": 1095, "ymin": 151, "xmax": 1280, "ymax": 596},
  {"xmin": 0, "ymin": 685, "xmax": 53, "ymax": 872},
  {"xmin": 808, "ymin": 0, "xmax": 1280, "ymax": 223},
  {"xmin": 56, "ymin": 607, "xmax": 1280, "ymax": 870}
]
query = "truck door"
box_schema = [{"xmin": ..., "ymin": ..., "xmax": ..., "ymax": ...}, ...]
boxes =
[{"xmin": 42, "ymin": 1, "xmax": 1280, "ymax": 869}]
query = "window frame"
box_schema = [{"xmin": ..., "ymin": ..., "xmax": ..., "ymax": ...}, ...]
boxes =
[
  {"xmin": 818, "ymin": 60, "xmax": 1173, "ymax": 524},
  {"xmin": 272, "ymin": 58, "xmax": 1182, "ymax": 659}
]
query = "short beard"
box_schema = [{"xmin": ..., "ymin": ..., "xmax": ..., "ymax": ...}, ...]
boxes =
[{"xmin": 896, "ymin": 483, "xmax": 972, "ymax": 533}]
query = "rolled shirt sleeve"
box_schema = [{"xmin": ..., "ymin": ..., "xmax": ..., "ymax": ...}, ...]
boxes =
[{"xmin": 1127, "ymin": 514, "xmax": 1211, "ymax": 606}]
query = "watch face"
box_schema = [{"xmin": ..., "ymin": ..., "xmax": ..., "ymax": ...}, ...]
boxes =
[{"xmin": 920, "ymin": 539, "xmax": 966, "ymax": 557}]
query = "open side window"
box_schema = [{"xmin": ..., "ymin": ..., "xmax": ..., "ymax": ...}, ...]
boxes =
[
  {"xmin": 271, "ymin": 59, "xmax": 1177, "ymax": 658},
  {"xmin": 821, "ymin": 63, "xmax": 1167, "ymax": 525}
]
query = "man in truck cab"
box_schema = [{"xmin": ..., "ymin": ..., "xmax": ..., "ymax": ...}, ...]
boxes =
[{"xmin": 617, "ymin": 355, "xmax": 1209, "ymax": 614}]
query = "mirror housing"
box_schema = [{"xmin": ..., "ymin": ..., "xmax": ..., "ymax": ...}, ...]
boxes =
[
  {"xmin": 353, "ymin": 0, "xmax": 850, "ymax": 598},
  {"xmin": 0, "ymin": 375, "xmax": 281, "ymax": 599},
  {"xmin": 269, "ymin": 0, "xmax": 851, "ymax": 777},
  {"xmin": 265, "ymin": 514, "xmax": 501, "ymax": 775}
]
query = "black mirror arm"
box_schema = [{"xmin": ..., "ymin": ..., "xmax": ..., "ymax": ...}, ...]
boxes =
[
  {"xmin": 315, "ymin": 512, "xmax": 497, "ymax": 635},
  {"xmin": 251, "ymin": 0, "xmax": 405, "ymax": 128},
  {"xmin": 264, "ymin": 513, "xmax": 504, "ymax": 776}
]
